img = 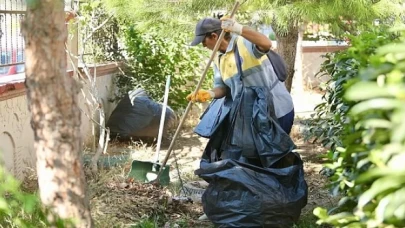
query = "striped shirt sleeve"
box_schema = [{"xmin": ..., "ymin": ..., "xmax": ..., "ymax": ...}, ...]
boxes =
[
  {"xmin": 213, "ymin": 64, "xmax": 226, "ymax": 88},
  {"xmin": 242, "ymin": 38, "xmax": 268, "ymax": 59}
]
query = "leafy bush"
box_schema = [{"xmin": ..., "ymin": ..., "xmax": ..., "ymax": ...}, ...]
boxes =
[
  {"xmin": 306, "ymin": 28, "xmax": 397, "ymax": 149},
  {"xmin": 78, "ymin": 1, "xmax": 216, "ymax": 112},
  {"xmin": 112, "ymin": 26, "xmax": 213, "ymax": 111},
  {"xmin": 0, "ymin": 166, "xmax": 70, "ymax": 227},
  {"xmin": 312, "ymin": 29, "xmax": 405, "ymax": 227},
  {"xmin": 77, "ymin": 0, "xmax": 123, "ymax": 63}
]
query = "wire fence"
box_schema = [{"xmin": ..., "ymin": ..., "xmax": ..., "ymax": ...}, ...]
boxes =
[
  {"xmin": 0, "ymin": 0, "xmax": 75, "ymax": 77},
  {"xmin": 0, "ymin": 0, "xmax": 25, "ymax": 76}
]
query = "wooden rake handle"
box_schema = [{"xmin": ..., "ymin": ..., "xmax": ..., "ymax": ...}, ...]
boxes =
[{"xmin": 154, "ymin": 1, "xmax": 241, "ymax": 184}]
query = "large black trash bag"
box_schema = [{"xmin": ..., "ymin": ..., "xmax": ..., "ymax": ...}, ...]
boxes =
[
  {"xmin": 195, "ymin": 87, "xmax": 308, "ymax": 228},
  {"xmin": 107, "ymin": 88, "xmax": 176, "ymax": 141},
  {"xmin": 194, "ymin": 97, "xmax": 232, "ymax": 138},
  {"xmin": 197, "ymin": 154, "xmax": 307, "ymax": 228}
]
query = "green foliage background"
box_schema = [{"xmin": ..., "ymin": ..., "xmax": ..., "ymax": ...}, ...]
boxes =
[
  {"xmin": 305, "ymin": 28, "xmax": 398, "ymax": 149},
  {"xmin": 306, "ymin": 26, "xmax": 405, "ymax": 227},
  {"xmin": 78, "ymin": 0, "xmax": 215, "ymax": 111},
  {"xmin": 112, "ymin": 26, "xmax": 213, "ymax": 110},
  {"xmin": 0, "ymin": 166, "xmax": 71, "ymax": 227}
]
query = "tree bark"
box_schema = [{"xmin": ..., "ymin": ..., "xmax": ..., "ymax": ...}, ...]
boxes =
[
  {"xmin": 21, "ymin": 1, "xmax": 93, "ymax": 227},
  {"xmin": 272, "ymin": 22, "xmax": 299, "ymax": 93},
  {"xmin": 293, "ymin": 23, "xmax": 306, "ymax": 93}
]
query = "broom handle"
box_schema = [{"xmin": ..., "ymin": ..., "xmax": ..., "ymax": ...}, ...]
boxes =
[
  {"xmin": 156, "ymin": 1, "xmax": 240, "ymax": 180},
  {"xmin": 154, "ymin": 75, "xmax": 171, "ymax": 163}
]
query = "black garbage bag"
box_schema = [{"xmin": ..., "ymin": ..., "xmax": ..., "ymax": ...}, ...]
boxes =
[
  {"xmin": 197, "ymin": 154, "xmax": 307, "ymax": 228},
  {"xmin": 195, "ymin": 86, "xmax": 308, "ymax": 228},
  {"xmin": 194, "ymin": 97, "xmax": 232, "ymax": 138},
  {"xmin": 107, "ymin": 88, "xmax": 175, "ymax": 141}
]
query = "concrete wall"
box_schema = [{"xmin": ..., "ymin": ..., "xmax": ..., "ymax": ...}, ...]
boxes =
[
  {"xmin": 300, "ymin": 46, "xmax": 348, "ymax": 90},
  {"xmin": 0, "ymin": 93, "xmax": 35, "ymax": 179},
  {"xmin": 0, "ymin": 64, "xmax": 118, "ymax": 179}
]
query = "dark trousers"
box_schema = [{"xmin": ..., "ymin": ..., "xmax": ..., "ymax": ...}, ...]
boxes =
[{"xmin": 277, "ymin": 109, "xmax": 295, "ymax": 135}]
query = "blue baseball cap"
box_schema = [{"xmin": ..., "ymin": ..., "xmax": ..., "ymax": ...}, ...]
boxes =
[{"xmin": 190, "ymin": 17, "xmax": 222, "ymax": 46}]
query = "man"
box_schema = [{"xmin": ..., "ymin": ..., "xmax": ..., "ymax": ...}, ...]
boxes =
[
  {"xmin": 187, "ymin": 17, "xmax": 295, "ymax": 134},
  {"xmin": 188, "ymin": 17, "xmax": 298, "ymax": 223}
]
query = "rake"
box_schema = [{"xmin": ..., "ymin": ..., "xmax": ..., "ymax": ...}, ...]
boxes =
[{"xmin": 151, "ymin": 1, "xmax": 241, "ymax": 185}]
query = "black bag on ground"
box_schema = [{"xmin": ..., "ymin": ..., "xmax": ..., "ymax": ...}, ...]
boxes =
[
  {"xmin": 107, "ymin": 88, "xmax": 175, "ymax": 141},
  {"xmin": 197, "ymin": 154, "xmax": 307, "ymax": 228},
  {"xmin": 195, "ymin": 87, "xmax": 308, "ymax": 228}
]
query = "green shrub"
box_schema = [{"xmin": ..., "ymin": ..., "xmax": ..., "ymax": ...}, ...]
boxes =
[
  {"xmin": 313, "ymin": 29, "xmax": 405, "ymax": 227},
  {"xmin": 78, "ymin": 0, "xmax": 122, "ymax": 63},
  {"xmin": 306, "ymin": 28, "xmax": 397, "ymax": 149},
  {"xmin": 78, "ymin": 2, "xmax": 215, "ymax": 111},
  {"xmin": 112, "ymin": 26, "xmax": 213, "ymax": 111},
  {"xmin": 0, "ymin": 166, "xmax": 71, "ymax": 227}
]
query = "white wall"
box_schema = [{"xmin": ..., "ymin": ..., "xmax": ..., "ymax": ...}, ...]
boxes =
[
  {"xmin": 0, "ymin": 94, "xmax": 35, "ymax": 179},
  {"xmin": 0, "ymin": 73, "xmax": 116, "ymax": 179}
]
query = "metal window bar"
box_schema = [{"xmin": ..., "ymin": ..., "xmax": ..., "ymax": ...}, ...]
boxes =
[{"xmin": 0, "ymin": 0, "xmax": 76, "ymax": 76}]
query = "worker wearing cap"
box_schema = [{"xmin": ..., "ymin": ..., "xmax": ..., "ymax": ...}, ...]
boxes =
[{"xmin": 187, "ymin": 17, "xmax": 295, "ymax": 134}]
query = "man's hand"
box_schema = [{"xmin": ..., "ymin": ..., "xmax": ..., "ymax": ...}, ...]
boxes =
[
  {"xmin": 220, "ymin": 16, "xmax": 243, "ymax": 35},
  {"xmin": 65, "ymin": 11, "xmax": 77, "ymax": 23},
  {"xmin": 186, "ymin": 89, "xmax": 215, "ymax": 103}
]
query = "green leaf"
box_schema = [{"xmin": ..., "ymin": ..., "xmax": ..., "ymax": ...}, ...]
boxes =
[
  {"xmin": 357, "ymin": 168, "xmax": 405, "ymax": 183},
  {"xmin": 345, "ymin": 82, "xmax": 392, "ymax": 101},
  {"xmin": 391, "ymin": 112, "xmax": 405, "ymax": 142},
  {"xmin": 22, "ymin": 195, "xmax": 39, "ymax": 213},
  {"xmin": 358, "ymin": 176, "xmax": 405, "ymax": 208},
  {"xmin": 375, "ymin": 188, "xmax": 405, "ymax": 225},
  {"xmin": 313, "ymin": 207, "xmax": 328, "ymax": 220},
  {"xmin": 0, "ymin": 198, "xmax": 9, "ymax": 212},
  {"xmin": 318, "ymin": 211, "xmax": 360, "ymax": 226},
  {"xmin": 350, "ymin": 98, "xmax": 403, "ymax": 115},
  {"xmin": 377, "ymin": 43, "xmax": 405, "ymax": 55},
  {"xmin": 356, "ymin": 119, "xmax": 392, "ymax": 129}
]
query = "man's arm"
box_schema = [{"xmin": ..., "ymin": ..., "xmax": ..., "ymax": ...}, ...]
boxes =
[
  {"xmin": 241, "ymin": 27, "xmax": 272, "ymax": 53},
  {"xmin": 221, "ymin": 17, "xmax": 272, "ymax": 52},
  {"xmin": 212, "ymin": 64, "xmax": 228, "ymax": 99}
]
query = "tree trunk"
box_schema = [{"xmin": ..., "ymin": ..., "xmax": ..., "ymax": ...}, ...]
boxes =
[
  {"xmin": 21, "ymin": 1, "xmax": 93, "ymax": 227},
  {"xmin": 272, "ymin": 22, "xmax": 299, "ymax": 93},
  {"xmin": 293, "ymin": 23, "xmax": 306, "ymax": 93}
]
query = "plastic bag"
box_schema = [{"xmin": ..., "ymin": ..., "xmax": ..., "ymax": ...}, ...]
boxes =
[
  {"xmin": 194, "ymin": 97, "xmax": 232, "ymax": 138},
  {"xmin": 195, "ymin": 86, "xmax": 308, "ymax": 227},
  {"xmin": 107, "ymin": 88, "xmax": 175, "ymax": 141},
  {"xmin": 197, "ymin": 154, "xmax": 307, "ymax": 228}
]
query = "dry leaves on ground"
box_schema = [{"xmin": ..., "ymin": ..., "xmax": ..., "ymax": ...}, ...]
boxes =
[{"xmin": 88, "ymin": 168, "xmax": 209, "ymax": 228}]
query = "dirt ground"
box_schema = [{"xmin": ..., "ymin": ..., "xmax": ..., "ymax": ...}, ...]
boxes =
[{"xmin": 83, "ymin": 90, "xmax": 338, "ymax": 227}]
